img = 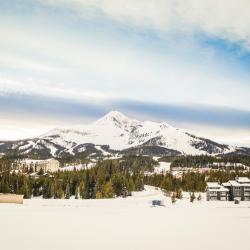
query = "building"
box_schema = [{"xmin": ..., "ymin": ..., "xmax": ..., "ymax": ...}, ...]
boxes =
[
  {"xmin": 207, "ymin": 162, "xmax": 248, "ymax": 170},
  {"xmin": 171, "ymin": 167, "xmax": 212, "ymax": 179},
  {"xmin": 206, "ymin": 182, "xmax": 229, "ymax": 201},
  {"xmin": 0, "ymin": 194, "xmax": 23, "ymax": 204},
  {"xmin": 206, "ymin": 177, "xmax": 250, "ymax": 201},
  {"xmin": 18, "ymin": 158, "xmax": 60, "ymax": 173},
  {"xmin": 222, "ymin": 177, "xmax": 250, "ymax": 201}
]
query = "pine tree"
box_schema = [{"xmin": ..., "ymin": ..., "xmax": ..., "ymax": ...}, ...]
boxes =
[
  {"xmin": 103, "ymin": 181, "xmax": 114, "ymax": 198},
  {"xmin": 95, "ymin": 191, "xmax": 103, "ymax": 199},
  {"xmin": 54, "ymin": 181, "xmax": 64, "ymax": 199},
  {"xmin": 197, "ymin": 194, "xmax": 202, "ymax": 201},
  {"xmin": 75, "ymin": 185, "xmax": 79, "ymax": 199},
  {"xmin": 65, "ymin": 183, "xmax": 71, "ymax": 199},
  {"xmin": 42, "ymin": 179, "xmax": 54, "ymax": 199},
  {"xmin": 190, "ymin": 192, "xmax": 196, "ymax": 203},
  {"xmin": 0, "ymin": 180, "xmax": 11, "ymax": 193},
  {"xmin": 79, "ymin": 181, "xmax": 85, "ymax": 199},
  {"xmin": 37, "ymin": 168, "xmax": 44, "ymax": 176},
  {"xmin": 171, "ymin": 192, "xmax": 176, "ymax": 204},
  {"xmin": 20, "ymin": 179, "xmax": 31, "ymax": 199},
  {"xmin": 176, "ymin": 189, "xmax": 183, "ymax": 199},
  {"xmin": 127, "ymin": 179, "xmax": 135, "ymax": 196}
]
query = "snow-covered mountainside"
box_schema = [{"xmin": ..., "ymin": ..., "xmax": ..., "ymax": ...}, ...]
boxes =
[{"xmin": 0, "ymin": 111, "xmax": 248, "ymax": 157}]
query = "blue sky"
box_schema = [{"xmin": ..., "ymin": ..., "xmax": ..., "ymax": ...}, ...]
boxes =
[{"xmin": 0, "ymin": 0, "xmax": 250, "ymax": 146}]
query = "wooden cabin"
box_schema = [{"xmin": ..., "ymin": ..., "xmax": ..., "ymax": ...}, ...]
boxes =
[{"xmin": 0, "ymin": 194, "xmax": 24, "ymax": 204}]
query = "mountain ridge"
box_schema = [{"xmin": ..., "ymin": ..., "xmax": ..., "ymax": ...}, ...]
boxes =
[{"xmin": 0, "ymin": 111, "xmax": 248, "ymax": 158}]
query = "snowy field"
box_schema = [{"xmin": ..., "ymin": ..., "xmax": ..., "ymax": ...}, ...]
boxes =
[
  {"xmin": 154, "ymin": 161, "xmax": 171, "ymax": 173},
  {"xmin": 1, "ymin": 186, "xmax": 250, "ymax": 250}
]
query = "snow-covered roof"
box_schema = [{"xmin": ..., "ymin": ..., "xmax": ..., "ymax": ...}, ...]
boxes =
[
  {"xmin": 236, "ymin": 177, "xmax": 250, "ymax": 184},
  {"xmin": 219, "ymin": 187, "xmax": 230, "ymax": 192},
  {"xmin": 222, "ymin": 182, "xmax": 231, "ymax": 187},
  {"xmin": 228, "ymin": 180, "xmax": 241, "ymax": 187},
  {"xmin": 206, "ymin": 182, "xmax": 229, "ymax": 192},
  {"xmin": 206, "ymin": 182, "xmax": 221, "ymax": 188},
  {"xmin": 222, "ymin": 178, "xmax": 250, "ymax": 187},
  {"xmin": 20, "ymin": 158, "xmax": 58, "ymax": 164},
  {"xmin": 211, "ymin": 162, "xmax": 245, "ymax": 167}
]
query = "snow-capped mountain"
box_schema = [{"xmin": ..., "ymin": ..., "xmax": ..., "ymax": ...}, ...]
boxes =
[{"xmin": 0, "ymin": 111, "xmax": 248, "ymax": 157}]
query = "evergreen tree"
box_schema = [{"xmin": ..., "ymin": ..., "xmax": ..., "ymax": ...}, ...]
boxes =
[
  {"xmin": 20, "ymin": 179, "xmax": 31, "ymax": 199},
  {"xmin": 197, "ymin": 194, "xmax": 202, "ymax": 201},
  {"xmin": 37, "ymin": 168, "xmax": 44, "ymax": 176},
  {"xmin": 127, "ymin": 178, "xmax": 135, "ymax": 196},
  {"xmin": 79, "ymin": 181, "xmax": 85, "ymax": 199},
  {"xmin": 65, "ymin": 183, "xmax": 71, "ymax": 199},
  {"xmin": 103, "ymin": 181, "xmax": 114, "ymax": 198},
  {"xmin": 190, "ymin": 192, "xmax": 196, "ymax": 203},
  {"xmin": 171, "ymin": 192, "xmax": 176, "ymax": 204},
  {"xmin": 75, "ymin": 185, "xmax": 79, "ymax": 199},
  {"xmin": 42, "ymin": 179, "xmax": 54, "ymax": 199},
  {"xmin": 176, "ymin": 189, "xmax": 183, "ymax": 199},
  {"xmin": 54, "ymin": 180, "xmax": 64, "ymax": 199}
]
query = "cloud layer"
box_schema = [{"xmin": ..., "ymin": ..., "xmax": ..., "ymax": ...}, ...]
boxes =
[
  {"xmin": 1, "ymin": 93, "xmax": 250, "ymax": 128},
  {"xmin": 39, "ymin": 0, "xmax": 250, "ymax": 49}
]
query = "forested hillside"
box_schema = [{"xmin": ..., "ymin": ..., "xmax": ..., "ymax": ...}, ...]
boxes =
[
  {"xmin": 144, "ymin": 171, "xmax": 250, "ymax": 193},
  {"xmin": 0, "ymin": 156, "xmax": 146, "ymax": 199},
  {"xmin": 170, "ymin": 155, "xmax": 250, "ymax": 169},
  {"xmin": 1, "ymin": 155, "xmax": 250, "ymax": 199}
]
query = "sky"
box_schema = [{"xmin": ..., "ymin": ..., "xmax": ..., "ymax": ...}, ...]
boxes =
[{"xmin": 0, "ymin": 0, "xmax": 250, "ymax": 146}]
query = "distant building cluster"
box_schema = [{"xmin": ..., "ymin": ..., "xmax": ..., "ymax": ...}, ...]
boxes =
[
  {"xmin": 206, "ymin": 177, "xmax": 250, "ymax": 201},
  {"xmin": 206, "ymin": 162, "xmax": 249, "ymax": 171},
  {"xmin": 170, "ymin": 162, "xmax": 250, "ymax": 179},
  {"xmin": 171, "ymin": 167, "xmax": 211, "ymax": 179},
  {"xmin": 17, "ymin": 158, "xmax": 60, "ymax": 173}
]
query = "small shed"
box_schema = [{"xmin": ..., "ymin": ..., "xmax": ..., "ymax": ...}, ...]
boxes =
[
  {"xmin": 152, "ymin": 200, "xmax": 165, "ymax": 206},
  {"xmin": 0, "ymin": 194, "xmax": 24, "ymax": 204}
]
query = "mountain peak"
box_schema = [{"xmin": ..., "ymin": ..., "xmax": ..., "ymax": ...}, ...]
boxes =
[
  {"xmin": 94, "ymin": 111, "xmax": 138, "ymax": 127},
  {"xmin": 103, "ymin": 110, "xmax": 128, "ymax": 119}
]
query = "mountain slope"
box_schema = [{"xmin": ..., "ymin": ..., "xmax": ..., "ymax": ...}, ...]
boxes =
[{"xmin": 0, "ymin": 111, "xmax": 245, "ymax": 157}]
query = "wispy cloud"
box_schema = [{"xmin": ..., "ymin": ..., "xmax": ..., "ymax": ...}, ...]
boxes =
[
  {"xmin": 1, "ymin": 93, "xmax": 250, "ymax": 129},
  {"xmin": 37, "ymin": 0, "xmax": 250, "ymax": 50}
]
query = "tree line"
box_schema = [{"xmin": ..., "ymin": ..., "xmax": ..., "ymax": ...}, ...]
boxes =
[
  {"xmin": 1, "ymin": 154, "xmax": 250, "ymax": 199},
  {"xmin": 170, "ymin": 155, "xmax": 250, "ymax": 169},
  {"xmin": 0, "ymin": 157, "xmax": 144, "ymax": 199},
  {"xmin": 144, "ymin": 170, "xmax": 250, "ymax": 193}
]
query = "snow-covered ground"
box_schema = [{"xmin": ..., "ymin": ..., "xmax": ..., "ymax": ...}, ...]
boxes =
[
  {"xmin": 154, "ymin": 161, "xmax": 171, "ymax": 173},
  {"xmin": 60, "ymin": 162, "xmax": 96, "ymax": 171},
  {"xmin": 0, "ymin": 186, "xmax": 250, "ymax": 250}
]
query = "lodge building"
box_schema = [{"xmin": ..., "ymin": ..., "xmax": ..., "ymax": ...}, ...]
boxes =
[
  {"xmin": 18, "ymin": 158, "xmax": 60, "ymax": 173},
  {"xmin": 206, "ymin": 177, "xmax": 250, "ymax": 201}
]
